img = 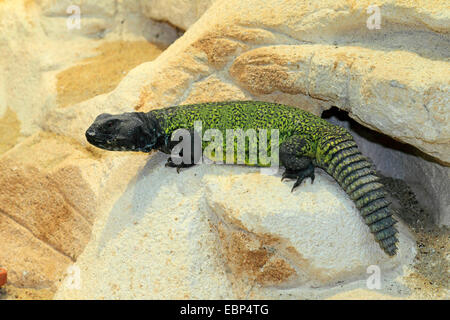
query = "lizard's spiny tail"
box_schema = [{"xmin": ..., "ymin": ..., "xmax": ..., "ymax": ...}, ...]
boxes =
[{"xmin": 319, "ymin": 134, "xmax": 399, "ymax": 256}]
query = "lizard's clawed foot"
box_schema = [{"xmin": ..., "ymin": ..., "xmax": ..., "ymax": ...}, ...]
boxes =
[
  {"xmin": 165, "ymin": 157, "xmax": 195, "ymax": 173},
  {"xmin": 282, "ymin": 164, "xmax": 315, "ymax": 192}
]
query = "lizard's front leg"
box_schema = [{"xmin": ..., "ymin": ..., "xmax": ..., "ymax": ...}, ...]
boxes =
[
  {"xmin": 165, "ymin": 156, "xmax": 197, "ymax": 173},
  {"xmin": 165, "ymin": 129, "xmax": 202, "ymax": 173}
]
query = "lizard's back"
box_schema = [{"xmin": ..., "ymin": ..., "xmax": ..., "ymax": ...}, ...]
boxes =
[{"xmin": 152, "ymin": 100, "xmax": 343, "ymax": 139}]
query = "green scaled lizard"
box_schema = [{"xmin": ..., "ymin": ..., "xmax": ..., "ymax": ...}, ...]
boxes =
[{"xmin": 85, "ymin": 101, "xmax": 398, "ymax": 256}]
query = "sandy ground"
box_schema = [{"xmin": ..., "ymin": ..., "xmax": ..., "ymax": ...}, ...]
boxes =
[{"xmin": 380, "ymin": 176, "xmax": 449, "ymax": 299}]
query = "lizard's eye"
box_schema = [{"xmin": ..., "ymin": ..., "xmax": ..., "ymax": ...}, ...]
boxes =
[
  {"xmin": 105, "ymin": 120, "xmax": 117, "ymax": 129},
  {"xmin": 100, "ymin": 119, "xmax": 118, "ymax": 133}
]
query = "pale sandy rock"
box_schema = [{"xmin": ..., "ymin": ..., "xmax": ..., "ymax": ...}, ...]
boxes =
[
  {"xmin": 0, "ymin": 144, "xmax": 90, "ymax": 286},
  {"xmin": 326, "ymin": 288, "xmax": 400, "ymax": 300},
  {"xmin": 55, "ymin": 155, "xmax": 234, "ymax": 299},
  {"xmin": 38, "ymin": 0, "xmax": 117, "ymax": 17},
  {"xmin": 38, "ymin": 0, "xmax": 180, "ymax": 45},
  {"xmin": 0, "ymin": 133, "xmax": 96, "ymax": 260},
  {"xmin": 39, "ymin": 0, "xmax": 116, "ymax": 38},
  {"xmin": 0, "ymin": 131, "xmax": 148, "ymax": 289},
  {"xmin": 0, "ymin": 107, "xmax": 21, "ymax": 155},
  {"xmin": 0, "ymin": 0, "xmax": 178, "ymax": 139},
  {"xmin": 0, "ymin": 0, "xmax": 177, "ymax": 293},
  {"xmin": 0, "ymin": 0, "xmax": 56, "ymax": 136},
  {"xmin": 54, "ymin": 159, "xmax": 415, "ymax": 299},
  {"xmin": 184, "ymin": 75, "xmax": 250, "ymax": 104},
  {"xmin": 141, "ymin": 0, "xmax": 215, "ymax": 30},
  {"xmin": 230, "ymin": 44, "xmax": 450, "ymax": 163},
  {"xmin": 205, "ymin": 170, "xmax": 415, "ymax": 288},
  {"xmin": 0, "ymin": 214, "xmax": 72, "ymax": 288}
]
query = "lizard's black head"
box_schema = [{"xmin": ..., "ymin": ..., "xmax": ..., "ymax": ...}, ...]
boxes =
[{"xmin": 85, "ymin": 112, "xmax": 161, "ymax": 152}]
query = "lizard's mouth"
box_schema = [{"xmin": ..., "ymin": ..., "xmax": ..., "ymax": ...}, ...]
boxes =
[
  {"xmin": 85, "ymin": 131, "xmax": 143, "ymax": 152},
  {"xmin": 85, "ymin": 127, "xmax": 150, "ymax": 152},
  {"xmin": 85, "ymin": 130, "xmax": 116, "ymax": 149},
  {"xmin": 85, "ymin": 130, "xmax": 104, "ymax": 144}
]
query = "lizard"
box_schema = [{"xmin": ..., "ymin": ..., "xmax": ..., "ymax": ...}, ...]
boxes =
[{"xmin": 85, "ymin": 100, "xmax": 398, "ymax": 256}]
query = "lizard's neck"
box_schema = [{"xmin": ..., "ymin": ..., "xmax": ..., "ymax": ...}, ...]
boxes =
[{"xmin": 141, "ymin": 111, "xmax": 171, "ymax": 153}]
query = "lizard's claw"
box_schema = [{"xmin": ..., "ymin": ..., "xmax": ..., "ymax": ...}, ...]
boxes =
[
  {"xmin": 282, "ymin": 164, "xmax": 315, "ymax": 192},
  {"xmin": 165, "ymin": 157, "xmax": 181, "ymax": 173},
  {"xmin": 165, "ymin": 156, "xmax": 195, "ymax": 173},
  {"xmin": 165, "ymin": 157, "xmax": 176, "ymax": 167},
  {"xmin": 291, "ymin": 172, "xmax": 315, "ymax": 192}
]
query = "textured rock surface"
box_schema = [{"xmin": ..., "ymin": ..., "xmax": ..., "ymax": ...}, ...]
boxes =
[
  {"xmin": 141, "ymin": 0, "xmax": 215, "ymax": 31},
  {"xmin": 205, "ymin": 171, "xmax": 415, "ymax": 288},
  {"xmin": 229, "ymin": 45, "xmax": 449, "ymax": 162},
  {"xmin": 0, "ymin": 0, "xmax": 170, "ymax": 292},
  {"xmin": 0, "ymin": 0, "xmax": 178, "ymax": 137},
  {"xmin": 0, "ymin": 0, "xmax": 448, "ymax": 299},
  {"xmin": 54, "ymin": 158, "xmax": 416, "ymax": 299},
  {"xmin": 0, "ymin": 131, "xmax": 148, "ymax": 288}
]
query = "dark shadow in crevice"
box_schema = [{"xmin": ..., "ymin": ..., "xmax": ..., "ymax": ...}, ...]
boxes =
[{"xmin": 321, "ymin": 107, "xmax": 444, "ymax": 166}]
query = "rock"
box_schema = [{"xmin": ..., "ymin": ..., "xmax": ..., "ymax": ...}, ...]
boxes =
[
  {"xmin": 54, "ymin": 160, "xmax": 415, "ymax": 299},
  {"xmin": 55, "ymin": 41, "xmax": 164, "ymax": 108},
  {"xmin": 0, "ymin": 0, "xmax": 178, "ymax": 138},
  {"xmin": 0, "ymin": 132, "xmax": 93, "ymax": 288},
  {"xmin": 0, "ymin": 0, "xmax": 175, "ymax": 292},
  {"xmin": 0, "ymin": 107, "xmax": 21, "ymax": 155},
  {"xmin": 0, "ymin": 0, "xmax": 55, "ymax": 137},
  {"xmin": 326, "ymin": 288, "xmax": 400, "ymax": 300},
  {"xmin": 0, "ymin": 132, "xmax": 148, "ymax": 289},
  {"xmin": 141, "ymin": 0, "xmax": 214, "ymax": 30},
  {"xmin": 229, "ymin": 45, "xmax": 450, "ymax": 162},
  {"xmin": 205, "ymin": 170, "xmax": 415, "ymax": 288},
  {"xmin": 0, "ymin": 212, "xmax": 72, "ymax": 289}
]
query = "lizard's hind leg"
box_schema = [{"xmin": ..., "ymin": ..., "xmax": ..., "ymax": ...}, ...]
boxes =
[{"xmin": 280, "ymin": 136, "xmax": 315, "ymax": 192}]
